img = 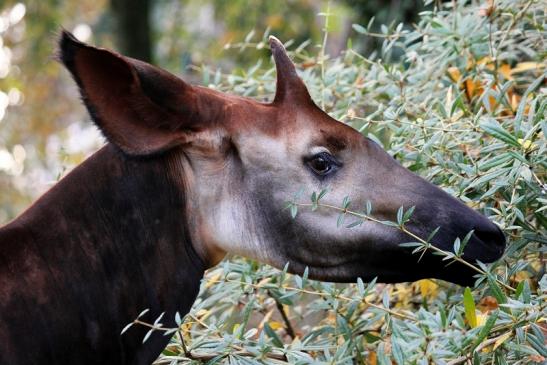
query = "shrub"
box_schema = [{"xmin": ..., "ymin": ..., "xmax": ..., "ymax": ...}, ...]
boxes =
[{"xmin": 139, "ymin": 1, "xmax": 546, "ymax": 364}]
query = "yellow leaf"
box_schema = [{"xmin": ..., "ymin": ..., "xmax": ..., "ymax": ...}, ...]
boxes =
[
  {"xmin": 493, "ymin": 332, "xmax": 512, "ymax": 350},
  {"xmin": 196, "ymin": 309, "xmax": 208, "ymax": 317},
  {"xmin": 205, "ymin": 273, "xmax": 221, "ymax": 288},
  {"xmin": 476, "ymin": 313, "xmax": 487, "ymax": 327},
  {"xmin": 448, "ymin": 67, "xmax": 462, "ymax": 82},
  {"xmin": 268, "ymin": 321, "xmax": 284, "ymax": 330},
  {"xmin": 196, "ymin": 309, "xmax": 213, "ymax": 321},
  {"xmin": 498, "ymin": 64, "xmax": 513, "ymax": 80},
  {"xmin": 327, "ymin": 311, "xmax": 336, "ymax": 324},
  {"xmin": 232, "ymin": 323, "xmax": 240, "ymax": 334},
  {"xmin": 488, "ymin": 94, "xmax": 498, "ymax": 111},
  {"xmin": 368, "ymin": 351, "xmax": 377, "ymax": 365},
  {"xmin": 512, "ymin": 62, "xmax": 546, "ymax": 74},
  {"xmin": 477, "ymin": 56, "xmax": 494, "ymax": 66},
  {"xmin": 257, "ymin": 277, "xmax": 272, "ymax": 286},
  {"xmin": 464, "ymin": 78, "xmax": 479, "ymax": 99},
  {"xmin": 394, "ymin": 283, "xmax": 413, "ymax": 307},
  {"xmin": 417, "ymin": 279, "xmax": 438, "ymax": 299},
  {"xmin": 518, "ymin": 139, "xmax": 536, "ymax": 152},
  {"xmin": 510, "ymin": 92, "xmax": 521, "ymax": 111}
]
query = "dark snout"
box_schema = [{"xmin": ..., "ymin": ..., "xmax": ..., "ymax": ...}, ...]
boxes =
[
  {"xmin": 469, "ymin": 217, "xmax": 506, "ymax": 262},
  {"xmin": 417, "ymin": 186, "xmax": 506, "ymax": 262},
  {"xmin": 359, "ymin": 140, "xmax": 506, "ymax": 286},
  {"xmin": 406, "ymin": 178, "xmax": 506, "ymax": 285}
]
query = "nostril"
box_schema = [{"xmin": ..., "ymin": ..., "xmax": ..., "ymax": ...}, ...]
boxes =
[{"xmin": 474, "ymin": 224, "xmax": 506, "ymax": 248}]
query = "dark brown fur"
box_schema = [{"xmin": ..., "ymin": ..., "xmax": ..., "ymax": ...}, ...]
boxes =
[{"xmin": 0, "ymin": 146, "xmax": 204, "ymax": 364}]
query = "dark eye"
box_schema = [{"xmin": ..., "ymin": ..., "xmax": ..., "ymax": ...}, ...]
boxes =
[{"xmin": 306, "ymin": 152, "xmax": 340, "ymax": 176}]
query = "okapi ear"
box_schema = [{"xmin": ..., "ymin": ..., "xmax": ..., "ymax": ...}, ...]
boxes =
[
  {"xmin": 59, "ymin": 31, "xmax": 205, "ymax": 156},
  {"xmin": 268, "ymin": 36, "xmax": 312, "ymax": 105}
]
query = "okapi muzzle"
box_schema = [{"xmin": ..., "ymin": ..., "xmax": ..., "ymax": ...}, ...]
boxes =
[{"xmin": 0, "ymin": 31, "xmax": 505, "ymax": 364}]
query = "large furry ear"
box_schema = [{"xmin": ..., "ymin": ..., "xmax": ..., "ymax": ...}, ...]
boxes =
[
  {"xmin": 59, "ymin": 31, "xmax": 218, "ymax": 155},
  {"xmin": 268, "ymin": 36, "xmax": 312, "ymax": 105}
]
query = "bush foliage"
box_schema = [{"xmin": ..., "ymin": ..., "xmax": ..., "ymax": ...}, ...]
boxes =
[{"xmin": 132, "ymin": 1, "xmax": 547, "ymax": 364}]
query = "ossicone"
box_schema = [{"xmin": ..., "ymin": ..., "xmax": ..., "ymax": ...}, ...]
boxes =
[{"xmin": 268, "ymin": 36, "xmax": 312, "ymax": 105}]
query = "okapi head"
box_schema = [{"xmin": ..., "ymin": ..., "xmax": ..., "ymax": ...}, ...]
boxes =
[{"xmin": 60, "ymin": 31, "xmax": 504, "ymax": 286}]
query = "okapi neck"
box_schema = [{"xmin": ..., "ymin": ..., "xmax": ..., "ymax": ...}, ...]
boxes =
[{"xmin": 0, "ymin": 144, "xmax": 205, "ymax": 365}]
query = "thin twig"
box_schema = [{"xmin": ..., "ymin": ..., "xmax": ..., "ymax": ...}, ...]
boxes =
[
  {"xmin": 269, "ymin": 290, "xmax": 296, "ymax": 339},
  {"xmin": 178, "ymin": 330, "xmax": 191, "ymax": 359}
]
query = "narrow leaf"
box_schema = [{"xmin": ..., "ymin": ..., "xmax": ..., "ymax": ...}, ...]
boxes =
[{"xmin": 463, "ymin": 287, "xmax": 477, "ymax": 328}]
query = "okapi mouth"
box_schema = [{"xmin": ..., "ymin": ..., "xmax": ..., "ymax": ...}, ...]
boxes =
[
  {"xmin": 400, "ymin": 219, "xmax": 506, "ymax": 286},
  {"xmin": 278, "ymin": 220, "xmax": 506, "ymax": 286}
]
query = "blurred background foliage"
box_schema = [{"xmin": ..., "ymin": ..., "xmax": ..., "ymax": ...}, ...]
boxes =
[
  {"xmin": 1, "ymin": 0, "xmax": 546, "ymax": 364},
  {"xmin": 0, "ymin": 0, "xmax": 422, "ymax": 224}
]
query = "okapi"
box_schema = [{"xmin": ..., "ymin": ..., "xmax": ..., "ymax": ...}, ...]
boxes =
[{"xmin": 0, "ymin": 31, "xmax": 505, "ymax": 365}]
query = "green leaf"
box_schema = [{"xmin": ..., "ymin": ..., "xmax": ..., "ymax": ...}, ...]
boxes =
[
  {"xmin": 515, "ymin": 280, "xmax": 525, "ymax": 298},
  {"xmin": 391, "ymin": 337, "xmax": 405, "ymax": 364},
  {"xmin": 427, "ymin": 227, "xmax": 441, "ymax": 242},
  {"xmin": 478, "ymin": 153, "xmax": 513, "ymax": 171},
  {"xmin": 515, "ymin": 74, "xmax": 545, "ymax": 132},
  {"xmin": 244, "ymin": 29, "xmax": 255, "ymax": 43},
  {"xmin": 480, "ymin": 119, "xmax": 520, "ymax": 148},
  {"xmin": 396, "ymin": 206, "xmax": 404, "ymax": 225},
  {"xmin": 357, "ymin": 277, "xmax": 365, "ymax": 296},
  {"xmin": 365, "ymin": 200, "xmax": 372, "ymax": 215},
  {"xmin": 528, "ymin": 333, "xmax": 547, "ymax": 357},
  {"xmin": 263, "ymin": 322, "xmax": 284, "ymax": 347},
  {"xmin": 342, "ymin": 196, "xmax": 351, "ymax": 209},
  {"xmin": 318, "ymin": 188, "xmax": 328, "ymax": 200},
  {"xmin": 120, "ymin": 322, "xmax": 134, "ymax": 335},
  {"xmin": 137, "ymin": 308, "xmax": 149, "ymax": 319},
  {"xmin": 142, "ymin": 329, "xmax": 154, "ymax": 343},
  {"xmin": 311, "ymin": 192, "xmax": 318, "ymax": 211},
  {"xmin": 337, "ymin": 213, "xmax": 345, "ymax": 227},
  {"xmin": 346, "ymin": 220, "xmax": 363, "ymax": 228},
  {"xmin": 352, "ymin": 23, "xmax": 367, "ymax": 34},
  {"xmin": 463, "ymin": 287, "xmax": 477, "ymax": 328},
  {"xmin": 459, "ymin": 230, "xmax": 474, "ymax": 256},
  {"xmin": 364, "ymin": 331, "xmax": 382, "ymax": 343},
  {"xmin": 290, "ymin": 204, "xmax": 298, "ymax": 219},
  {"xmin": 472, "ymin": 311, "xmax": 498, "ymax": 351},
  {"xmin": 522, "ymin": 280, "xmax": 531, "ymax": 303},
  {"xmin": 402, "ymin": 206, "xmax": 415, "ymax": 223},
  {"xmin": 153, "ymin": 312, "xmax": 165, "ymax": 326},
  {"xmin": 487, "ymin": 275, "xmax": 507, "ymax": 305},
  {"xmin": 453, "ymin": 237, "xmax": 461, "ymax": 256},
  {"xmin": 399, "ymin": 241, "xmax": 423, "ymax": 248}
]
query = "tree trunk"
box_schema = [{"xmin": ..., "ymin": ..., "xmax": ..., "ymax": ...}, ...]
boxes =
[{"xmin": 110, "ymin": 0, "xmax": 152, "ymax": 62}]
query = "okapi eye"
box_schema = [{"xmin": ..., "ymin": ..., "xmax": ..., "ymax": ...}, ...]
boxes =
[{"xmin": 307, "ymin": 152, "xmax": 340, "ymax": 176}]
